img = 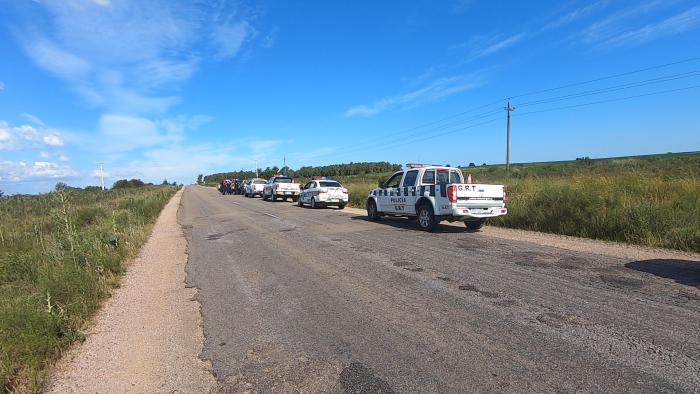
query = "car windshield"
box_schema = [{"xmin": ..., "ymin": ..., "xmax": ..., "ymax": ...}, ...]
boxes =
[
  {"xmin": 275, "ymin": 178, "xmax": 292, "ymax": 183},
  {"xmin": 254, "ymin": 180, "xmax": 266, "ymax": 184},
  {"xmin": 319, "ymin": 181, "xmax": 341, "ymax": 188}
]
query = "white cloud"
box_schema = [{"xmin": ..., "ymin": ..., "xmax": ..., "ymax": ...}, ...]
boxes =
[
  {"xmin": 345, "ymin": 74, "xmax": 483, "ymax": 117},
  {"xmin": 577, "ymin": 0, "xmax": 672, "ymax": 45},
  {"xmin": 212, "ymin": 21, "xmax": 255, "ymax": 59},
  {"xmin": 15, "ymin": 1, "xmax": 256, "ymax": 115},
  {"xmin": 542, "ymin": 1, "xmax": 608, "ymax": 31},
  {"xmin": 25, "ymin": 38, "xmax": 92, "ymax": 80},
  {"xmin": 601, "ymin": 5, "xmax": 700, "ymax": 47},
  {"xmin": 0, "ymin": 160, "xmax": 77, "ymax": 182},
  {"xmin": 95, "ymin": 113, "xmax": 212, "ymax": 152},
  {"xmin": 21, "ymin": 113, "xmax": 46, "ymax": 126},
  {"xmin": 0, "ymin": 120, "xmax": 65, "ymax": 150},
  {"xmin": 43, "ymin": 134, "xmax": 64, "ymax": 146},
  {"xmin": 475, "ymin": 32, "xmax": 527, "ymax": 57},
  {"xmin": 58, "ymin": 154, "xmax": 69, "ymax": 162}
]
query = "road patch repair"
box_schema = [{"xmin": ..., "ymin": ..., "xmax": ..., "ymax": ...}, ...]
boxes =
[{"xmin": 47, "ymin": 189, "xmax": 217, "ymax": 393}]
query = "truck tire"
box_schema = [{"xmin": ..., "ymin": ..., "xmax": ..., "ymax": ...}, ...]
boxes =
[
  {"xmin": 465, "ymin": 219, "xmax": 486, "ymax": 231},
  {"xmin": 338, "ymin": 203, "xmax": 346, "ymax": 210},
  {"xmin": 367, "ymin": 199, "xmax": 380, "ymax": 221},
  {"xmin": 311, "ymin": 197, "xmax": 318, "ymax": 209},
  {"xmin": 272, "ymin": 194, "xmax": 278, "ymax": 202},
  {"xmin": 292, "ymin": 196, "xmax": 299, "ymax": 203},
  {"xmin": 417, "ymin": 203, "xmax": 437, "ymax": 232}
]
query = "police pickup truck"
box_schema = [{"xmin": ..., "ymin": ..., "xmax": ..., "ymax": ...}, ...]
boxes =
[
  {"xmin": 366, "ymin": 164, "xmax": 507, "ymax": 231},
  {"xmin": 262, "ymin": 175, "xmax": 300, "ymax": 202}
]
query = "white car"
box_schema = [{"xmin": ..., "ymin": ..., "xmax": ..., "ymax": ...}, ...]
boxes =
[
  {"xmin": 244, "ymin": 178, "xmax": 267, "ymax": 197},
  {"xmin": 366, "ymin": 164, "xmax": 507, "ymax": 231},
  {"xmin": 298, "ymin": 178, "xmax": 348, "ymax": 209}
]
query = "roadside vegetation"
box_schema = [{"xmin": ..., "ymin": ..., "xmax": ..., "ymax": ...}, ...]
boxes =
[
  {"xmin": 333, "ymin": 152, "xmax": 699, "ymax": 253},
  {"xmin": 0, "ymin": 183, "xmax": 178, "ymax": 392}
]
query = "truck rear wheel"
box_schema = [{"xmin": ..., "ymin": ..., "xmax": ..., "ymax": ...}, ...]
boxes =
[{"xmin": 417, "ymin": 204, "xmax": 437, "ymax": 232}]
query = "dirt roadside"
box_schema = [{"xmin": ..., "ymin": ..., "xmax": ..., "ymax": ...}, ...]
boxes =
[
  {"xmin": 47, "ymin": 189, "xmax": 217, "ymax": 393},
  {"xmin": 343, "ymin": 206, "xmax": 700, "ymax": 261}
]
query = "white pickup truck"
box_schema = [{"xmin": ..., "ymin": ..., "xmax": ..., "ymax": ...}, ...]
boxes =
[
  {"xmin": 366, "ymin": 164, "xmax": 507, "ymax": 231},
  {"xmin": 262, "ymin": 175, "xmax": 301, "ymax": 202}
]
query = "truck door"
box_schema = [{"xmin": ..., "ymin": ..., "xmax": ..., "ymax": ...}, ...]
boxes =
[
  {"xmin": 378, "ymin": 172, "xmax": 404, "ymax": 213},
  {"xmin": 400, "ymin": 170, "xmax": 419, "ymax": 215}
]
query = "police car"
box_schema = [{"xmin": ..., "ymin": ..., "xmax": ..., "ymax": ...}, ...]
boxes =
[
  {"xmin": 262, "ymin": 175, "xmax": 300, "ymax": 202},
  {"xmin": 366, "ymin": 164, "xmax": 507, "ymax": 231},
  {"xmin": 297, "ymin": 177, "xmax": 349, "ymax": 209}
]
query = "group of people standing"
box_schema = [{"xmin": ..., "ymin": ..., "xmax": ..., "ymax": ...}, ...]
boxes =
[{"xmin": 218, "ymin": 179, "xmax": 244, "ymax": 195}]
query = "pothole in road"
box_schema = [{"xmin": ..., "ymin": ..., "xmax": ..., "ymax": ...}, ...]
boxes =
[
  {"xmin": 457, "ymin": 284, "xmax": 499, "ymax": 298},
  {"xmin": 599, "ymin": 274, "xmax": 645, "ymax": 289},
  {"xmin": 405, "ymin": 267, "xmax": 424, "ymax": 272}
]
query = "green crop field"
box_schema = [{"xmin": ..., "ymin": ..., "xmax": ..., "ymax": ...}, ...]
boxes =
[
  {"xmin": 0, "ymin": 185, "xmax": 178, "ymax": 392},
  {"xmin": 336, "ymin": 152, "xmax": 700, "ymax": 253}
]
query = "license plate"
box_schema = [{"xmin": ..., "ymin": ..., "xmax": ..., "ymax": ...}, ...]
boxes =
[{"xmin": 285, "ymin": 192, "xmax": 292, "ymax": 195}]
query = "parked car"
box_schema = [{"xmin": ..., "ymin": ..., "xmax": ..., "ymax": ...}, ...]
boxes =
[{"xmin": 298, "ymin": 177, "xmax": 348, "ymax": 209}]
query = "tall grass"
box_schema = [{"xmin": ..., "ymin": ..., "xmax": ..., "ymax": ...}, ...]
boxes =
[
  {"xmin": 338, "ymin": 152, "xmax": 700, "ymax": 253},
  {"xmin": 0, "ymin": 185, "xmax": 178, "ymax": 392}
]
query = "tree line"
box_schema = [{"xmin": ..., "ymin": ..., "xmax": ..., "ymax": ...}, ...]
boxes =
[{"xmin": 201, "ymin": 161, "xmax": 402, "ymax": 184}]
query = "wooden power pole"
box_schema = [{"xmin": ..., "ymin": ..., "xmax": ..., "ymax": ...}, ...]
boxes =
[{"xmin": 505, "ymin": 99, "xmax": 515, "ymax": 176}]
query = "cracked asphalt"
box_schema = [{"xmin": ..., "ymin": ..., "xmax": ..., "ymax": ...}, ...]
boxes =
[{"xmin": 179, "ymin": 185, "xmax": 700, "ymax": 393}]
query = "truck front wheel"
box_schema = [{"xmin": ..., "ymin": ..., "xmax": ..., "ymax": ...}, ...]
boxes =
[
  {"xmin": 367, "ymin": 199, "xmax": 380, "ymax": 221},
  {"xmin": 417, "ymin": 204, "xmax": 437, "ymax": 232}
]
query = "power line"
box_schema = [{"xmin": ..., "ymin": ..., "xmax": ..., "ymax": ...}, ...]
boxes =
[
  {"xmin": 517, "ymin": 70, "xmax": 700, "ymax": 108},
  {"xmin": 509, "ymin": 55, "xmax": 700, "ymax": 100},
  {"xmin": 514, "ymin": 84, "xmax": 700, "ymax": 118}
]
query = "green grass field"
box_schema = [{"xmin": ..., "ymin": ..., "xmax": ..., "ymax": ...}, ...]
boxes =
[
  {"xmin": 0, "ymin": 185, "xmax": 178, "ymax": 392},
  {"xmin": 336, "ymin": 152, "xmax": 700, "ymax": 253}
]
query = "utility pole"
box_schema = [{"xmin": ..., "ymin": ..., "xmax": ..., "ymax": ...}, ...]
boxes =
[
  {"xmin": 505, "ymin": 99, "xmax": 515, "ymax": 176},
  {"xmin": 283, "ymin": 156, "xmax": 286, "ymax": 172},
  {"xmin": 255, "ymin": 160, "xmax": 258, "ymax": 178},
  {"xmin": 98, "ymin": 163, "xmax": 105, "ymax": 190}
]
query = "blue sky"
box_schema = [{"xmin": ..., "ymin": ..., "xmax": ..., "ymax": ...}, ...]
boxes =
[{"xmin": 1, "ymin": 0, "xmax": 699, "ymax": 194}]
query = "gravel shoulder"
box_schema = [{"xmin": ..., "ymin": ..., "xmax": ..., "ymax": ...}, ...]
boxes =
[{"xmin": 47, "ymin": 188, "xmax": 217, "ymax": 393}]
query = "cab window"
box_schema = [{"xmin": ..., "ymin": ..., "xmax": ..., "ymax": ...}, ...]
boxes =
[
  {"xmin": 421, "ymin": 170, "xmax": 435, "ymax": 185},
  {"xmin": 450, "ymin": 170, "xmax": 463, "ymax": 184},
  {"xmin": 402, "ymin": 170, "xmax": 418, "ymax": 187},
  {"xmin": 386, "ymin": 172, "xmax": 403, "ymax": 188}
]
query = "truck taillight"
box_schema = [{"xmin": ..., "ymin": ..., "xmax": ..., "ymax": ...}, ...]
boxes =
[
  {"xmin": 342, "ymin": 188, "xmax": 348, "ymax": 194},
  {"xmin": 503, "ymin": 186, "xmax": 508, "ymax": 207},
  {"xmin": 447, "ymin": 185, "xmax": 457, "ymax": 203},
  {"xmin": 274, "ymin": 184, "xmax": 279, "ymax": 190},
  {"xmin": 319, "ymin": 188, "xmax": 327, "ymax": 194}
]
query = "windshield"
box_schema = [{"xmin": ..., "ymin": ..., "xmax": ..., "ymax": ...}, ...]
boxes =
[
  {"xmin": 275, "ymin": 178, "xmax": 292, "ymax": 183},
  {"xmin": 254, "ymin": 180, "xmax": 266, "ymax": 184},
  {"xmin": 319, "ymin": 181, "xmax": 342, "ymax": 188}
]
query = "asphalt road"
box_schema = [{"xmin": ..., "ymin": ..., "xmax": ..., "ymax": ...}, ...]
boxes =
[{"xmin": 179, "ymin": 185, "xmax": 700, "ymax": 393}]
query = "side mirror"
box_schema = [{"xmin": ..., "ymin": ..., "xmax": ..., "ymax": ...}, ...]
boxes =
[{"xmin": 379, "ymin": 181, "xmax": 387, "ymax": 189}]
